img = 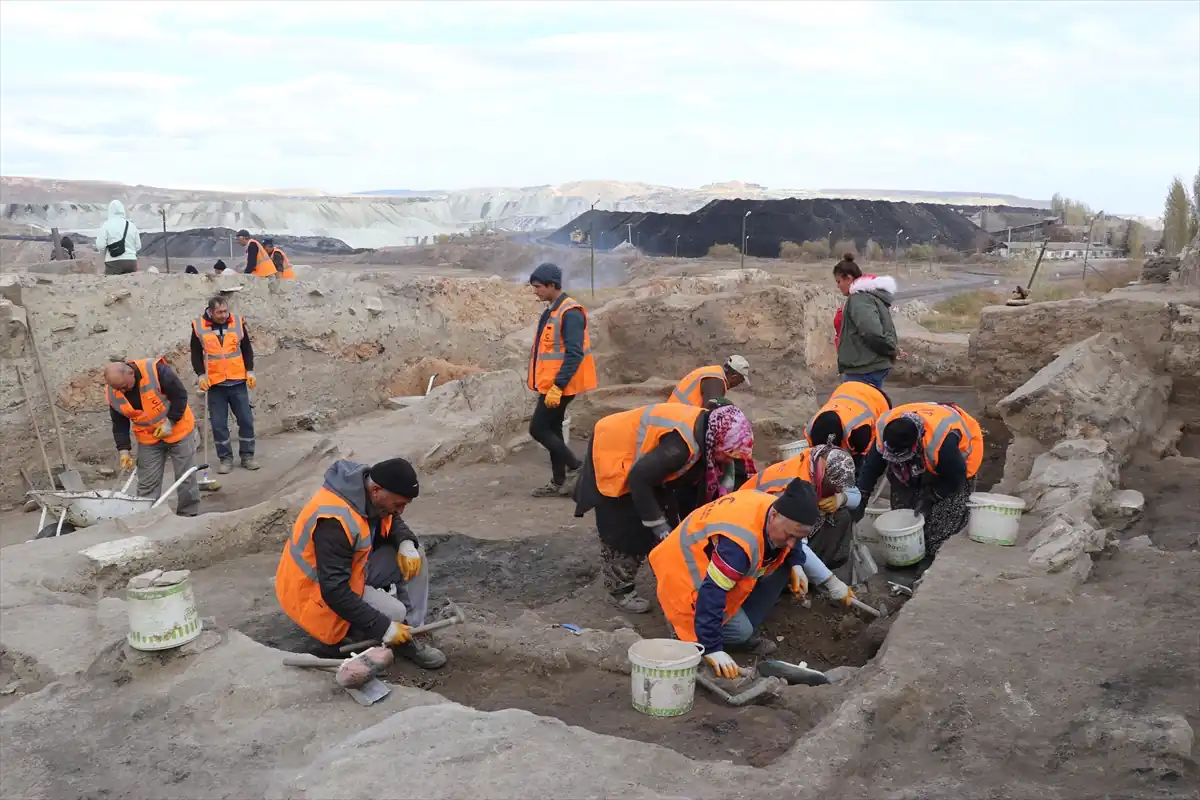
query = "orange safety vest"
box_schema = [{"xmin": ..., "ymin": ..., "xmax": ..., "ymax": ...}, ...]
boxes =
[
  {"xmin": 805, "ymin": 382, "xmax": 890, "ymax": 454},
  {"xmin": 592, "ymin": 403, "xmax": 704, "ymax": 498},
  {"xmin": 247, "ymin": 239, "xmax": 278, "ymax": 277},
  {"xmin": 268, "ymin": 247, "xmax": 295, "ymax": 279},
  {"xmin": 527, "ymin": 296, "xmax": 598, "ymax": 396},
  {"xmin": 668, "ymin": 365, "xmax": 726, "ymax": 406},
  {"xmin": 876, "ymin": 402, "xmax": 984, "ymax": 478},
  {"xmin": 106, "ymin": 357, "xmax": 196, "ymax": 447},
  {"xmin": 191, "ymin": 313, "xmax": 248, "ymax": 385},
  {"xmin": 650, "ymin": 491, "xmax": 790, "ymax": 643},
  {"xmin": 275, "ymin": 486, "xmax": 393, "ymax": 644},
  {"xmin": 738, "ymin": 449, "xmax": 813, "ymax": 495}
]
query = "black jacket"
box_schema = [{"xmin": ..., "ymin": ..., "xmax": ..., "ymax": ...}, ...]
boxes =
[
  {"xmin": 109, "ymin": 360, "xmax": 189, "ymax": 451},
  {"xmin": 856, "ymin": 431, "xmax": 968, "ymax": 504},
  {"xmin": 190, "ymin": 310, "xmax": 255, "ymax": 379},
  {"xmin": 244, "ymin": 242, "xmax": 259, "ymax": 274},
  {"xmin": 532, "ymin": 294, "xmax": 586, "ymax": 391}
]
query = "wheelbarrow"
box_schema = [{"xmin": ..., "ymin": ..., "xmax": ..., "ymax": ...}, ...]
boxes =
[{"xmin": 27, "ymin": 464, "xmax": 207, "ymax": 540}]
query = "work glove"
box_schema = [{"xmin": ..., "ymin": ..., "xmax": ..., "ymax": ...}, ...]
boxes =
[
  {"xmin": 818, "ymin": 492, "xmax": 847, "ymax": 515},
  {"xmin": 704, "ymin": 650, "xmax": 741, "ymax": 680},
  {"xmin": 382, "ymin": 621, "xmax": 412, "ymax": 646},
  {"xmin": 153, "ymin": 419, "xmax": 174, "ymax": 439},
  {"xmin": 198, "ymin": 375, "xmax": 210, "ymax": 392},
  {"xmin": 119, "ymin": 450, "xmax": 135, "ymax": 470},
  {"xmin": 246, "ymin": 372, "xmax": 257, "ymax": 390},
  {"xmin": 544, "ymin": 385, "xmax": 563, "ymax": 409},
  {"xmin": 396, "ymin": 540, "xmax": 422, "ymax": 581},
  {"xmin": 646, "ymin": 521, "xmax": 671, "ymax": 541},
  {"xmin": 788, "ymin": 565, "xmax": 809, "ymax": 597},
  {"xmin": 822, "ymin": 575, "xmax": 855, "ymax": 607}
]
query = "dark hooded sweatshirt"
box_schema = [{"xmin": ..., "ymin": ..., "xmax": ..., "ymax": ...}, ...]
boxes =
[
  {"xmin": 837, "ymin": 275, "xmax": 899, "ymax": 375},
  {"xmin": 531, "ymin": 293, "xmax": 586, "ymax": 391},
  {"xmin": 309, "ymin": 461, "xmax": 420, "ymax": 641},
  {"xmin": 109, "ymin": 360, "xmax": 189, "ymax": 451},
  {"xmin": 189, "ymin": 309, "xmax": 254, "ymax": 381}
]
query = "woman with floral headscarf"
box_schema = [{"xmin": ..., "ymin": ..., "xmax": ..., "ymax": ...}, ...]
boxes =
[
  {"xmin": 854, "ymin": 402, "xmax": 984, "ymax": 562},
  {"xmin": 573, "ymin": 403, "xmax": 756, "ymax": 614}
]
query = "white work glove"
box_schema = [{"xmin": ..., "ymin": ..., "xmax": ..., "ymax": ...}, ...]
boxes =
[
  {"xmin": 788, "ymin": 565, "xmax": 808, "ymax": 597},
  {"xmin": 396, "ymin": 540, "xmax": 421, "ymax": 581},
  {"xmin": 703, "ymin": 650, "xmax": 741, "ymax": 680},
  {"xmin": 645, "ymin": 519, "xmax": 671, "ymax": 541},
  {"xmin": 382, "ymin": 620, "xmax": 412, "ymax": 645},
  {"xmin": 152, "ymin": 419, "xmax": 174, "ymax": 439},
  {"xmin": 822, "ymin": 575, "xmax": 855, "ymax": 606}
]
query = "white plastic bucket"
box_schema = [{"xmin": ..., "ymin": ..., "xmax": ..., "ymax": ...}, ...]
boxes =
[
  {"xmin": 966, "ymin": 492, "xmax": 1026, "ymax": 546},
  {"xmin": 874, "ymin": 509, "xmax": 926, "ymax": 566},
  {"xmin": 628, "ymin": 639, "xmax": 705, "ymax": 717},
  {"xmin": 562, "ymin": 414, "xmax": 572, "ymax": 447},
  {"xmin": 778, "ymin": 439, "xmax": 809, "ymax": 460},
  {"xmin": 127, "ymin": 577, "xmax": 203, "ymax": 651},
  {"xmin": 854, "ymin": 503, "xmax": 891, "ymax": 564}
]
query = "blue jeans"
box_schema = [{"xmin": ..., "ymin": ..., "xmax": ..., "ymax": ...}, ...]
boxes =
[
  {"xmin": 842, "ymin": 368, "xmax": 890, "ymax": 391},
  {"xmin": 207, "ymin": 381, "xmax": 255, "ymax": 461},
  {"xmin": 721, "ymin": 566, "xmax": 790, "ymax": 646}
]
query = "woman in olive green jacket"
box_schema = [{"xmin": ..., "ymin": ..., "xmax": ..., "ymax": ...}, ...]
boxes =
[{"xmin": 832, "ymin": 254, "xmax": 898, "ymax": 390}]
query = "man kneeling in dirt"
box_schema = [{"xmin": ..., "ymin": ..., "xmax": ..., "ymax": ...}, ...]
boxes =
[{"xmin": 275, "ymin": 457, "xmax": 446, "ymax": 669}]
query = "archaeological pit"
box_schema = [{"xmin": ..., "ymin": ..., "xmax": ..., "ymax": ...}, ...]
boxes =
[{"xmin": 0, "ymin": 263, "xmax": 1196, "ymax": 799}]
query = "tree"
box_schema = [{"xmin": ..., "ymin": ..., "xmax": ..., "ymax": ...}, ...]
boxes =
[
  {"xmin": 1192, "ymin": 166, "xmax": 1200, "ymax": 239},
  {"xmin": 1050, "ymin": 192, "xmax": 1094, "ymax": 226},
  {"xmin": 864, "ymin": 239, "xmax": 884, "ymax": 260},
  {"xmin": 1163, "ymin": 177, "xmax": 1192, "ymax": 254}
]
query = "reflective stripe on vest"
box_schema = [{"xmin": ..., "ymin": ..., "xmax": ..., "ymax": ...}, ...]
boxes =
[
  {"xmin": 535, "ymin": 299, "xmax": 593, "ymax": 363},
  {"xmin": 192, "ymin": 314, "xmax": 245, "ymax": 362},
  {"xmin": 924, "ymin": 405, "xmax": 976, "ymax": 470},
  {"xmin": 740, "ymin": 451, "xmax": 812, "ymax": 495},
  {"xmin": 635, "ymin": 405, "xmax": 700, "ymax": 479},
  {"xmin": 675, "ymin": 520, "xmax": 763, "ymax": 588},
  {"xmin": 669, "ymin": 366, "xmax": 725, "ymax": 405},
  {"xmin": 107, "ymin": 357, "xmax": 169, "ymax": 428},
  {"xmin": 806, "ymin": 394, "xmax": 874, "ymax": 441},
  {"xmin": 286, "ymin": 504, "xmax": 372, "ymax": 582}
]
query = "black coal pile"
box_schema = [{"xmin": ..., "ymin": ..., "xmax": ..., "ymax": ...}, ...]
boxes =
[
  {"xmin": 548, "ymin": 199, "xmax": 991, "ymax": 257},
  {"xmin": 138, "ymin": 227, "xmax": 366, "ymax": 259}
]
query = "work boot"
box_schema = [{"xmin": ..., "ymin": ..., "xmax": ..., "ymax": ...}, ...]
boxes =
[
  {"xmin": 560, "ymin": 467, "xmax": 580, "ymax": 496},
  {"xmin": 531, "ymin": 480, "xmax": 568, "ymax": 498},
  {"xmin": 395, "ymin": 640, "xmax": 447, "ymax": 670},
  {"xmin": 608, "ymin": 590, "xmax": 651, "ymax": 614},
  {"xmin": 730, "ymin": 635, "xmax": 778, "ymax": 657},
  {"xmin": 217, "ymin": 460, "xmax": 233, "ymax": 474},
  {"xmin": 241, "ymin": 456, "xmax": 260, "ymax": 471}
]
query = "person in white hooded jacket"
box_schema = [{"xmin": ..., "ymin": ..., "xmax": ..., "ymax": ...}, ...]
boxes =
[{"xmin": 95, "ymin": 200, "xmax": 141, "ymax": 275}]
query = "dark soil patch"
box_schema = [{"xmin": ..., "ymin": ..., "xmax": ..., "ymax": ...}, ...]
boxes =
[
  {"xmin": 1117, "ymin": 453, "xmax": 1200, "ymax": 551},
  {"xmin": 976, "ymin": 415, "xmax": 1012, "ymax": 491}
]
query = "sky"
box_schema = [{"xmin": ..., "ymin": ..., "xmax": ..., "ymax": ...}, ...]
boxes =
[{"xmin": 0, "ymin": 0, "xmax": 1197, "ymax": 215}]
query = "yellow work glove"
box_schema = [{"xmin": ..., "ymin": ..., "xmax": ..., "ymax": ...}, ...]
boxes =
[
  {"xmin": 704, "ymin": 651, "xmax": 741, "ymax": 680},
  {"xmin": 382, "ymin": 621, "xmax": 412, "ymax": 645},
  {"xmin": 152, "ymin": 420, "xmax": 174, "ymax": 439},
  {"xmin": 119, "ymin": 450, "xmax": 135, "ymax": 470},
  {"xmin": 246, "ymin": 372, "xmax": 257, "ymax": 390},
  {"xmin": 396, "ymin": 540, "xmax": 422, "ymax": 581},
  {"xmin": 818, "ymin": 492, "xmax": 846, "ymax": 515},
  {"xmin": 788, "ymin": 565, "xmax": 808, "ymax": 597},
  {"xmin": 198, "ymin": 375, "xmax": 210, "ymax": 392},
  {"xmin": 544, "ymin": 385, "xmax": 563, "ymax": 409}
]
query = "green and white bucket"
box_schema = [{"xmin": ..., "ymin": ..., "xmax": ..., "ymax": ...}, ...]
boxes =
[
  {"xmin": 966, "ymin": 492, "xmax": 1026, "ymax": 546},
  {"xmin": 127, "ymin": 576, "xmax": 202, "ymax": 651},
  {"xmin": 628, "ymin": 639, "xmax": 705, "ymax": 717}
]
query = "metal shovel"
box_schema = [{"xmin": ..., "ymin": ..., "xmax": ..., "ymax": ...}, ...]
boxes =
[{"xmin": 25, "ymin": 315, "xmax": 83, "ymax": 491}]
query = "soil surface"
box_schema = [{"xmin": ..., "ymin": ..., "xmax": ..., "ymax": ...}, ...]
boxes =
[{"xmin": 1117, "ymin": 448, "xmax": 1200, "ymax": 552}]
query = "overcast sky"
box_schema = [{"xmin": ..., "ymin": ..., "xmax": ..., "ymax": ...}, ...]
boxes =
[{"xmin": 1, "ymin": 0, "xmax": 1197, "ymax": 214}]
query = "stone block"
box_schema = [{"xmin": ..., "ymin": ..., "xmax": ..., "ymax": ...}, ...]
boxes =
[
  {"xmin": 79, "ymin": 536, "xmax": 155, "ymax": 568},
  {"xmin": 1019, "ymin": 440, "xmax": 1118, "ymax": 519}
]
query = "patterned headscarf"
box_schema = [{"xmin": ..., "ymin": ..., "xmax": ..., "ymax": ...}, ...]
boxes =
[
  {"xmin": 704, "ymin": 404, "xmax": 757, "ymax": 501},
  {"xmin": 809, "ymin": 444, "xmax": 856, "ymax": 498},
  {"xmin": 882, "ymin": 411, "xmax": 926, "ymax": 484}
]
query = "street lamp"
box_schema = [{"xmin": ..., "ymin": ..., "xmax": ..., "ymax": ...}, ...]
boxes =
[
  {"xmin": 589, "ymin": 197, "xmax": 599, "ymax": 299},
  {"xmin": 894, "ymin": 228, "xmax": 904, "ymax": 260},
  {"xmin": 626, "ymin": 222, "xmax": 633, "ymax": 244},
  {"xmin": 740, "ymin": 210, "xmax": 752, "ymax": 269},
  {"xmin": 675, "ymin": 234, "xmax": 681, "ymax": 258},
  {"xmin": 159, "ymin": 208, "xmax": 170, "ymax": 273}
]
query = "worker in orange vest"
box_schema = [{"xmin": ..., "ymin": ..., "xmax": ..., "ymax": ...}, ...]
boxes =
[
  {"xmin": 805, "ymin": 381, "xmax": 891, "ymax": 469},
  {"xmin": 275, "ymin": 457, "xmax": 446, "ymax": 668},
  {"xmin": 103, "ymin": 358, "xmax": 201, "ymax": 516},
  {"xmin": 573, "ymin": 402, "xmax": 756, "ymax": 614},
  {"xmin": 235, "ymin": 229, "xmax": 278, "ymax": 277},
  {"xmin": 190, "ymin": 296, "xmax": 259, "ymax": 473},
  {"xmin": 740, "ymin": 443, "xmax": 860, "ymax": 570},
  {"xmin": 668, "ymin": 355, "xmax": 751, "ymax": 408},
  {"xmin": 650, "ymin": 481, "xmax": 853, "ymax": 677},
  {"xmin": 855, "ymin": 402, "xmax": 985, "ymax": 561},
  {"xmin": 527, "ymin": 262, "xmax": 598, "ymax": 497},
  {"xmin": 262, "ymin": 238, "xmax": 296, "ymax": 279}
]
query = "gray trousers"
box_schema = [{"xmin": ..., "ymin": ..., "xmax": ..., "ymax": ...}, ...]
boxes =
[
  {"xmin": 362, "ymin": 542, "xmax": 431, "ymax": 627},
  {"xmin": 105, "ymin": 259, "xmax": 137, "ymax": 275},
  {"xmin": 136, "ymin": 430, "xmax": 200, "ymax": 515}
]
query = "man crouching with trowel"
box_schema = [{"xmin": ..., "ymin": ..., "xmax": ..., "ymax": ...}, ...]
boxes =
[{"xmin": 276, "ymin": 457, "xmax": 446, "ymax": 669}]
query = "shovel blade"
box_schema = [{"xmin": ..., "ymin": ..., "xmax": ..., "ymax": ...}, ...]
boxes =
[
  {"xmin": 57, "ymin": 469, "xmax": 85, "ymax": 492},
  {"xmin": 345, "ymin": 677, "xmax": 390, "ymax": 706}
]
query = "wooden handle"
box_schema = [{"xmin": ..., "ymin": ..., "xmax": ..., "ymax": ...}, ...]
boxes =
[
  {"xmin": 338, "ymin": 615, "xmax": 464, "ymax": 653},
  {"xmin": 282, "ymin": 656, "xmax": 343, "ymax": 669}
]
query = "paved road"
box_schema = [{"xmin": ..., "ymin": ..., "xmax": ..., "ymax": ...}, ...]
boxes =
[{"xmin": 895, "ymin": 259, "xmax": 1127, "ymax": 303}]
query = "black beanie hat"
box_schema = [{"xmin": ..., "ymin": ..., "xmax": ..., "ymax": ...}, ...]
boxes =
[
  {"xmin": 772, "ymin": 479, "xmax": 819, "ymax": 525},
  {"xmin": 368, "ymin": 457, "xmax": 419, "ymax": 498},
  {"xmin": 529, "ymin": 262, "xmax": 563, "ymax": 288}
]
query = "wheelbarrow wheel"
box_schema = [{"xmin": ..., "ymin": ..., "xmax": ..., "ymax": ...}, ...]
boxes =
[{"xmin": 36, "ymin": 521, "xmax": 78, "ymax": 539}]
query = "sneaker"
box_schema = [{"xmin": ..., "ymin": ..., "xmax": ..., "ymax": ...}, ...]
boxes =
[
  {"xmin": 607, "ymin": 591, "xmax": 651, "ymax": 614},
  {"xmin": 395, "ymin": 640, "xmax": 447, "ymax": 670},
  {"xmin": 217, "ymin": 460, "xmax": 233, "ymax": 474},
  {"xmin": 531, "ymin": 480, "xmax": 567, "ymax": 498},
  {"xmin": 560, "ymin": 468, "xmax": 580, "ymax": 495},
  {"xmin": 240, "ymin": 457, "xmax": 261, "ymax": 471}
]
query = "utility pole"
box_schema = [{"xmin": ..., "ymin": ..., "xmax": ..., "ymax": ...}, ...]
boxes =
[
  {"xmin": 740, "ymin": 210, "xmax": 752, "ymax": 269},
  {"xmin": 229, "ymin": 233, "xmax": 234, "ymax": 259},
  {"xmin": 1082, "ymin": 210, "xmax": 1103, "ymax": 287},
  {"xmin": 675, "ymin": 234, "xmax": 681, "ymax": 258},
  {"xmin": 626, "ymin": 222, "xmax": 633, "ymax": 244},
  {"xmin": 159, "ymin": 208, "xmax": 170, "ymax": 272},
  {"xmin": 894, "ymin": 228, "xmax": 903, "ymax": 261},
  {"xmin": 589, "ymin": 198, "xmax": 598, "ymax": 300},
  {"xmin": 929, "ymin": 234, "xmax": 938, "ymax": 273}
]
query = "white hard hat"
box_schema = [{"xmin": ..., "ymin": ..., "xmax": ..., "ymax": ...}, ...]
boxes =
[{"xmin": 725, "ymin": 354, "xmax": 751, "ymax": 385}]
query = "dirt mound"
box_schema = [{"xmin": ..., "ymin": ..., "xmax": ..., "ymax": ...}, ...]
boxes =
[
  {"xmin": 550, "ymin": 198, "xmax": 990, "ymax": 258},
  {"xmin": 385, "ymin": 357, "xmax": 483, "ymax": 397},
  {"xmin": 138, "ymin": 227, "xmax": 362, "ymax": 259}
]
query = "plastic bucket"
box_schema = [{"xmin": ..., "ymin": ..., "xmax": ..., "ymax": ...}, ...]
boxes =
[
  {"xmin": 778, "ymin": 439, "xmax": 809, "ymax": 460},
  {"xmin": 874, "ymin": 509, "xmax": 926, "ymax": 567},
  {"xmin": 854, "ymin": 503, "xmax": 891, "ymax": 564},
  {"xmin": 127, "ymin": 576, "xmax": 203, "ymax": 651},
  {"xmin": 966, "ymin": 492, "xmax": 1026, "ymax": 546},
  {"xmin": 628, "ymin": 639, "xmax": 705, "ymax": 718}
]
